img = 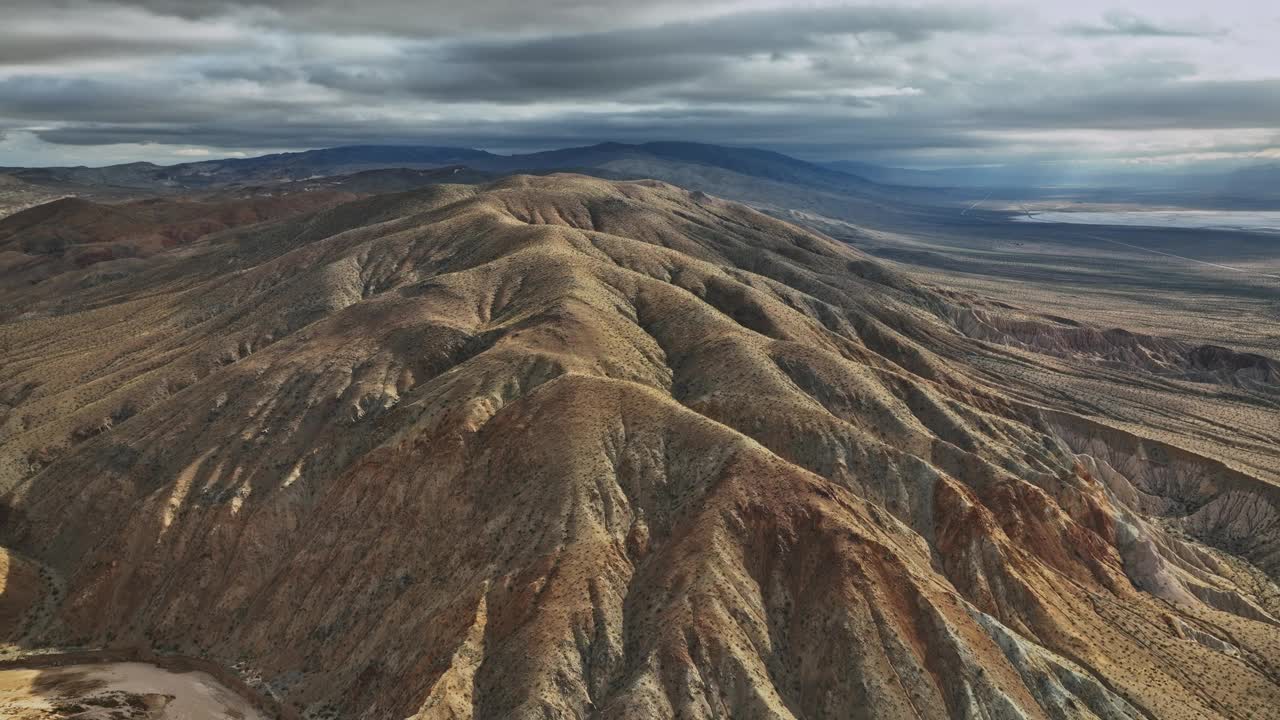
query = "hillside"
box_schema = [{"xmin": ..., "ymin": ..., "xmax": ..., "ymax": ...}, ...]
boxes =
[
  {"xmin": 1, "ymin": 147, "xmax": 498, "ymax": 191},
  {"xmin": 1, "ymin": 176, "xmax": 1278, "ymax": 719},
  {"xmin": 0, "ymin": 175, "xmax": 64, "ymax": 220},
  {"xmin": 0, "ymin": 192, "xmax": 359, "ymax": 304}
]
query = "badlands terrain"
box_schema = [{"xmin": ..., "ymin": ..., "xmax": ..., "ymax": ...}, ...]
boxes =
[{"xmin": 0, "ymin": 170, "xmax": 1278, "ymax": 719}]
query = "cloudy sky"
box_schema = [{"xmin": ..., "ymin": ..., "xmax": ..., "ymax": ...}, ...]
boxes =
[{"xmin": 1, "ymin": 0, "xmax": 1277, "ymax": 168}]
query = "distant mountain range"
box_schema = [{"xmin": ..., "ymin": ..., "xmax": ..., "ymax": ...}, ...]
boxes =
[
  {"xmin": 0, "ymin": 141, "xmax": 883, "ymax": 194},
  {"xmin": 4, "ymin": 141, "xmax": 1274, "ymax": 217},
  {"xmin": 1, "ymin": 141, "xmax": 956, "ymax": 233}
]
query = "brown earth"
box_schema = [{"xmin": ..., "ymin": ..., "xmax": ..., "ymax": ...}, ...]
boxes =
[
  {"xmin": 0, "ymin": 660, "xmax": 262, "ymax": 719},
  {"xmin": 1, "ymin": 175, "xmax": 1277, "ymax": 719},
  {"xmin": 0, "ymin": 192, "xmax": 358, "ymax": 310},
  {"xmin": 0, "ymin": 175, "xmax": 64, "ymax": 222}
]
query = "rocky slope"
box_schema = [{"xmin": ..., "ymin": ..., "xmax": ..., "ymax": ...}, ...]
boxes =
[
  {"xmin": 948, "ymin": 304, "xmax": 1279, "ymax": 391},
  {"xmin": 1, "ymin": 176, "xmax": 1278, "ymax": 719},
  {"xmin": 0, "ymin": 175, "xmax": 63, "ymax": 221},
  {"xmin": 0, "ymin": 192, "xmax": 358, "ymax": 308}
]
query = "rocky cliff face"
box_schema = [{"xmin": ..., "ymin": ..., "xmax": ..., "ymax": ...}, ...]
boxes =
[{"xmin": 2, "ymin": 175, "xmax": 1278, "ymax": 719}]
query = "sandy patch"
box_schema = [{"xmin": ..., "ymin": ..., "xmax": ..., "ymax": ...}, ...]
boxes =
[{"xmin": 0, "ymin": 661, "xmax": 264, "ymax": 719}]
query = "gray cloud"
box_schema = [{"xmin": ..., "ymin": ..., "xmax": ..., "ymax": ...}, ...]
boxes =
[
  {"xmin": 0, "ymin": 36, "xmax": 203, "ymax": 66},
  {"xmin": 46, "ymin": 0, "xmax": 726, "ymax": 36},
  {"xmin": 27, "ymin": 109, "xmax": 1001, "ymax": 158},
  {"xmin": 1064, "ymin": 10, "xmax": 1222, "ymax": 38},
  {"xmin": 0, "ymin": 75, "xmax": 334, "ymax": 125},
  {"xmin": 978, "ymin": 79, "xmax": 1280, "ymax": 130},
  {"xmin": 294, "ymin": 5, "xmax": 995, "ymax": 104},
  {"xmin": 452, "ymin": 5, "xmax": 999, "ymax": 61},
  {"xmin": 302, "ymin": 52, "xmax": 722, "ymax": 103},
  {"xmin": 0, "ymin": 1, "xmax": 1276, "ymax": 168}
]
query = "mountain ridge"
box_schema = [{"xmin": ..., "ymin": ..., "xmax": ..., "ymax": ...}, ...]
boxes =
[
  {"xmin": 1, "ymin": 141, "xmax": 881, "ymax": 193},
  {"xmin": 2, "ymin": 174, "xmax": 1278, "ymax": 719}
]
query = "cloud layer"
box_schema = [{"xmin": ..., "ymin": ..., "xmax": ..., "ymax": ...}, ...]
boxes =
[{"xmin": 1, "ymin": 0, "xmax": 1276, "ymax": 167}]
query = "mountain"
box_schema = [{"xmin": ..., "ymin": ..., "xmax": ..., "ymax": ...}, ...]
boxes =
[
  {"xmin": 162, "ymin": 146, "xmax": 502, "ymax": 187},
  {"xmin": 11, "ymin": 142, "xmax": 1274, "ymax": 211},
  {"xmin": 3, "ymin": 142, "xmax": 950, "ymax": 244},
  {"xmin": 0, "ymin": 161, "xmax": 172, "ymax": 191},
  {"xmin": 3, "ymin": 142, "xmax": 885, "ymax": 194},
  {"xmin": 488, "ymin": 142, "xmax": 881, "ymax": 191},
  {"xmin": 1, "ymin": 147, "xmax": 500, "ymax": 190},
  {"xmin": 0, "ymin": 191, "xmax": 357, "ymax": 297},
  {"xmin": 0, "ymin": 173, "xmax": 66, "ymax": 219},
  {"xmin": 2, "ymin": 175, "xmax": 1278, "ymax": 719},
  {"xmin": 262, "ymin": 165, "xmax": 497, "ymax": 194}
]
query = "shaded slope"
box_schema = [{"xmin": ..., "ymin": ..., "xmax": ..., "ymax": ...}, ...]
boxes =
[
  {"xmin": 2, "ymin": 147, "xmax": 498, "ymax": 191},
  {"xmin": 4, "ymin": 142, "xmax": 895, "ymax": 199},
  {"xmin": 0, "ymin": 176, "xmax": 1277, "ymax": 719},
  {"xmin": 0, "ymin": 192, "xmax": 359, "ymax": 311}
]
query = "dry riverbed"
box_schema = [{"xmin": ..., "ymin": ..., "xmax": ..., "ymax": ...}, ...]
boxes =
[{"xmin": 0, "ymin": 661, "xmax": 265, "ymax": 720}]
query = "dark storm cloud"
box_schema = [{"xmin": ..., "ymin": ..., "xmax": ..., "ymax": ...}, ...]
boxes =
[
  {"xmin": 295, "ymin": 5, "xmax": 995, "ymax": 103},
  {"xmin": 303, "ymin": 53, "xmax": 721, "ymax": 103},
  {"xmin": 34, "ymin": 71, "xmax": 1277, "ymax": 155},
  {"xmin": 452, "ymin": 5, "xmax": 999, "ymax": 61},
  {"xmin": 0, "ymin": 75, "xmax": 333, "ymax": 125},
  {"xmin": 120, "ymin": 0, "xmax": 996, "ymax": 39},
  {"xmin": 20, "ymin": 0, "xmax": 721, "ymax": 36},
  {"xmin": 199, "ymin": 63, "xmax": 301, "ymax": 85},
  {"xmin": 0, "ymin": 77, "xmax": 192, "ymax": 123},
  {"xmin": 30, "ymin": 108, "xmax": 997, "ymax": 156},
  {"xmin": 0, "ymin": 3, "xmax": 256, "ymax": 66},
  {"xmin": 0, "ymin": 36, "xmax": 204, "ymax": 66}
]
